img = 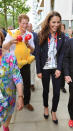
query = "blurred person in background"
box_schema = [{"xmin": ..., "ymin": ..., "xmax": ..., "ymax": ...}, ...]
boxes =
[
  {"xmin": 67, "ymin": 27, "xmax": 73, "ymax": 38},
  {"xmin": 1, "ymin": 27, "xmax": 7, "ymax": 38},
  {"xmin": 61, "ymin": 24, "xmax": 66, "ymax": 34},
  {"xmin": 8, "ymin": 26, "xmax": 14, "ymax": 30}
]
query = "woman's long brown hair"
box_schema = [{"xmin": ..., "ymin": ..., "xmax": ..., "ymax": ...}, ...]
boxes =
[{"xmin": 38, "ymin": 11, "xmax": 61, "ymax": 45}]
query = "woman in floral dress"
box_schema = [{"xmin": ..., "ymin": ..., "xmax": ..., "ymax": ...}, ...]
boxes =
[{"xmin": 0, "ymin": 30, "xmax": 24, "ymax": 131}]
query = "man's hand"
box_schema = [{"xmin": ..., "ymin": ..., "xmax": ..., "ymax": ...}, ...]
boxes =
[
  {"xmin": 24, "ymin": 40, "xmax": 34, "ymax": 53},
  {"xmin": 24, "ymin": 39, "xmax": 28, "ymax": 45},
  {"xmin": 65, "ymin": 76, "xmax": 72, "ymax": 84},
  {"xmin": 37, "ymin": 73, "xmax": 42, "ymax": 79},
  {"xmin": 55, "ymin": 70, "xmax": 61, "ymax": 78},
  {"xmin": 24, "ymin": 34, "xmax": 32, "ymax": 46}
]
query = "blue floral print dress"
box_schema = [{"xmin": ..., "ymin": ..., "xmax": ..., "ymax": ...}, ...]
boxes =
[{"xmin": 0, "ymin": 53, "xmax": 23, "ymax": 126}]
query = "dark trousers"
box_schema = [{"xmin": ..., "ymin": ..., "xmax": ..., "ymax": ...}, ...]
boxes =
[
  {"xmin": 20, "ymin": 64, "xmax": 31, "ymax": 105},
  {"xmin": 68, "ymin": 77, "xmax": 73, "ymax": 120},
  {"xmin": 42, "ymin": 69, "xmax": 61, "ymax": 112},
  {"xmin": 60, "ymin": 71, "xmax": 65, "ymax": 89}
]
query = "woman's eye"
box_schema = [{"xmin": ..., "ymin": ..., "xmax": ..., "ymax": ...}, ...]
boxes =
[{"xmin": 52, "ymin": 22, "xmax": 55, "ymax": 23}]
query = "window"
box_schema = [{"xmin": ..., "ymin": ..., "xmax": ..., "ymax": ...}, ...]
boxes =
[{"xmin": 71, "ymin": 20, "xmax": 73, "ymax": 29}]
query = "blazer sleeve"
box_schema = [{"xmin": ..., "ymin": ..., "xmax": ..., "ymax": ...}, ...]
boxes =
[
  {"xmin": 57, "ymin": 34, "xmax": 66, "ymax": 71},
  {"xmin": 36, "ymin": 41, "xmax": 42, "ymax": 74},
  {"xmin": 63, "ymin": 39, "xmax": 70, "ymax": 76}
]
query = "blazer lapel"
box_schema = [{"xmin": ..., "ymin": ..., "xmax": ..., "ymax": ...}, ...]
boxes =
[{"xmin": 57, "ymin": 35, "xmax": 62, "ymax": 52}]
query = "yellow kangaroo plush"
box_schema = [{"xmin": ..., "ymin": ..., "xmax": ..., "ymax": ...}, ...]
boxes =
[{"xmin": 8, "ymin": 30, "xmax": 35, "ymax": 69}]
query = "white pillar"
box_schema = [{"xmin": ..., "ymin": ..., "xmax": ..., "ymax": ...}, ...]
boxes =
[
  {"xmin": 68, "ymin": 0, "xmax": 72, "ymax": 27},
  {"xmin": 30, "ymin": 0, "xmax": 38, "ymax": 30},
  {"xmin": 44, "ymin": 0, "xmax": 50, "ymax": 17}
]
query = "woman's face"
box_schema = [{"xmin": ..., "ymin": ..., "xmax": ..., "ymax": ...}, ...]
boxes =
[{"xmin": 49, "ymin": 16, "xmax": 61, "ymax": 33}]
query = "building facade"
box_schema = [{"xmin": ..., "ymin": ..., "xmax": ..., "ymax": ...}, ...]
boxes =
[
  {"xmin": 27, "ymin": 0, "xmax": 73, "ymax": 31},
  {"xmin": 54, "ymin": 0, "xmax": 73, "ymax": 29}
]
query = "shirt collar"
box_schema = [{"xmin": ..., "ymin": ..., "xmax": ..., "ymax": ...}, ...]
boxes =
[{"xmin": 48, "ymin": 32, "xmax": 57, "ymax": 39}]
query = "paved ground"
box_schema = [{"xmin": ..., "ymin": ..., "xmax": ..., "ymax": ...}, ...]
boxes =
[{"xmin": 0, "ymin": 77, "xmax": 72, "ymax": 131}]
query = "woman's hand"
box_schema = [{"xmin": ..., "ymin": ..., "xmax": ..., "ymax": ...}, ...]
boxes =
[
  {"xmin": 17, "ymin": 96, "xmax": 24, "ymax": 111},
  {"xmin": 65, "ymin": 76, "xmax": 72, "ymax": 84},
  {"xmin": 2, "ymin": 38, "xmax": 18, "ymax": 50},
  {"xmin": 10, "ymin": 38, "xmax": 18, "ymax": 45},
  {"xmin": 37, "ymin": 73, "xmax": 42, "ymax": 79},
  {"xmin": 55, "ymin": 70, "xmax": 61, "ymax": 78}
]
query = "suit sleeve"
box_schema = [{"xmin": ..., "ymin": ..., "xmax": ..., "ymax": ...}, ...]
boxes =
[
  {"xmin": 36, "ymin": 40, "xmax": 42, "ymax": 74},
  {"xmin": 63, "ymin": 39, "xmax": 70, "ymax": 76}
]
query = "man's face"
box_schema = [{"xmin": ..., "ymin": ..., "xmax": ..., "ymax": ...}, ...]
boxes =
[
  {"xmin": 61, "ymin": 25, "xmax": 65, "ymax": 33},
  {"xmin": 27, "ymin": 24, "xmax": 32, "ymax": 32},
  {"xmin": 19, "ymin": 18, "xmax": 29, "ymax": 32}
]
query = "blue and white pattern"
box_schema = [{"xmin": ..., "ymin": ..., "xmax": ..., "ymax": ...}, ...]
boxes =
[{"xmin": 43, "ymin": 37, "xmax": 57, "ymax": 69}]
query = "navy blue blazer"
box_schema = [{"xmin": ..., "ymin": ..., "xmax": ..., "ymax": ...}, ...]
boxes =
[
  {"xmin": 36, "ymin": 32, "xmax": 65, "ymax": 74},
  {"xmin": 63, "ymin": 38, "xmax": 73, "ymax": 76}
]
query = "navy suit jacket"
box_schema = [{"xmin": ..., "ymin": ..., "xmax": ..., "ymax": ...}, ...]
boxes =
[
  {"xmin": 63, "ymin": 38, "xmax": 73, "ymax": 76},
  {"xmin": 36, "ymin": 32, "xmax": 66, "ymax": 74}
]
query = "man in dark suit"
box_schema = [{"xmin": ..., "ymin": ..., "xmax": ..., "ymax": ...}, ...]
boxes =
[
  {"xmin": 61, "ymin": 24, "xmax": 69, "ymax": 93},
  {"xmin": 27, "ymin": 23, "xmax": 38, "ymax": 91},
  {"xmin": 63, "ymin": 38, "xmax": 73, "ymax": 127}
]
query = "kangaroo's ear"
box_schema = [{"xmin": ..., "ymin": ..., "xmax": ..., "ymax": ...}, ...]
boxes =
[
  {"xmin": 7, "ymin": 30, "xmax": 12, "ymax": 36},
  {"xmin": 7, "ymin": 30, "xmax": 21, "ymax": 39},
  {"xmin": 7, "ymin": 30, "xmax": 15, "ymax": 38}
]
